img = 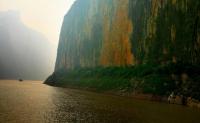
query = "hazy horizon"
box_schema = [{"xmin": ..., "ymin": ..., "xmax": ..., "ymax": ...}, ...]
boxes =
[
  {"xmin": 0, "ymin": 0, "xmax": 75, "ymax": 46},
  {"xmin": 0, "ymin": 0, "xmax": 75, "ymax": 80},
  {"xmin": 0, "ymin": 11, "xmax": 55, "ymax": 80},
  {"xmin": 0, "ymin": 0, "xmax": 200, "ymax": 122}
]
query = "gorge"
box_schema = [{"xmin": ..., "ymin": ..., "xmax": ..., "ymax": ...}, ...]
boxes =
[{"xmin": 45, "ymin": 0, "xmax": 200, "ymax": 101}]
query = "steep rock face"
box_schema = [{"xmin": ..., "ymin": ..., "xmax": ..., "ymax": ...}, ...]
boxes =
[
  {"xmin": 55, "ymin": 0, "xmax": 200, "ymax": 71},
  {"xmin": 55, "ymin": 0, "xmax": 134, "ymax": 71},
  {"xmin": 129, "ymin": 0, "xmax": 200, "ymax": 64}
]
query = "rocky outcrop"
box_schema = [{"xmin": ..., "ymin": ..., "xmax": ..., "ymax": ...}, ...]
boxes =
[
  {"xmin": 55, "ymin": 0, "xmax": 200, "ymax": 71},
  {"xmin": 129, "ymin": 0, "xmax": 200, "ymax": 64},
  {"xmin": 55, "ymin": 0, "xmax": 134, "ymax": 70},
  {"xmin": 45, "ymin": 0, "xmax": 200, "ymax": 102}
]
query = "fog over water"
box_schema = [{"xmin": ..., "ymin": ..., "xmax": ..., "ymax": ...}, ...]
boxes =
[
  {"xmin": 0, "ymin": 0, "xmax": 75, "ymax": 80},
  {"xmin": 0, "ymin": 11, "xmax": 55, "ymax": 80}
]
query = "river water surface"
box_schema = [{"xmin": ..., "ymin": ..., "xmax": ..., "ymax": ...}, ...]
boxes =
[{"xmin": 0, "ymin": 80, "xmax": 200, "ymax": 123}]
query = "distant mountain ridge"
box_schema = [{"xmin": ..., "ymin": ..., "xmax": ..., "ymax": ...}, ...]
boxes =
[{"xmin": 0, "ymin": 11, "xmax": 55, "ymax": 80}]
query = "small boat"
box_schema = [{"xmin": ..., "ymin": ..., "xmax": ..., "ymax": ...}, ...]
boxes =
[{"xmin": 19, "ymin": 79, "xmax": 23, "ymax": 82}]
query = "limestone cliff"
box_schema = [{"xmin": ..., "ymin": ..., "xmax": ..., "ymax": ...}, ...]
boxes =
[{"xmin": 55, "ymin": 0, "xmax": 200, "ymax": 71}]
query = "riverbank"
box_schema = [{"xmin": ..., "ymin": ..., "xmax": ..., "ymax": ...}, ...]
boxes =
[
  {"xmin": 45, "ymin": 82, "xmax": 200, "ymax": 109},
  {"xmin": 45, "ymin": 63, "xmax": 200, "ymax": 108},
  {"xmin": 1, "ymin": 80, "xmax": 200, "ymax": 123}
]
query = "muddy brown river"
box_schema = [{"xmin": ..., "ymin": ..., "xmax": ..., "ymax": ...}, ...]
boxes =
[{"xmin": 0, "ymin": 80, "xmax": 200, "ymax": 123}]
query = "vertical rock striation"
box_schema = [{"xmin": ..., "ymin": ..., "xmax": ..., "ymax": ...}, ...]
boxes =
[{"xmin": 55, "ymin": 0, "xmax": 200, "ymax": 70}]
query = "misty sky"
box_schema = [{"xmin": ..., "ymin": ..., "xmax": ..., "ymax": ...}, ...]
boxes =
[{"xmin": 0, "ymin": 0, "xmax": 75, "ymax": 46}]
